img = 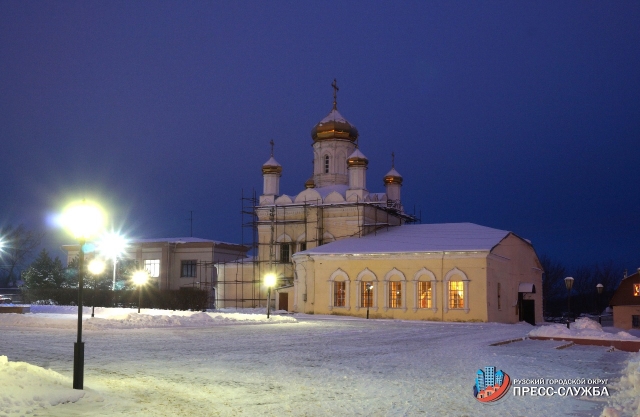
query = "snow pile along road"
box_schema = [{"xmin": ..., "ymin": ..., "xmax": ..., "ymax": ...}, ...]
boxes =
[
  {"xmin": 601, "ymin": 353, "xmax": 640, "ymax": 417},
  {"xmin": 0, "ymin": 355, "xmax": 85, "ymax": 416},
  {"xmin": 529, "ymin": 317, "xmax": 640, "ymax": 341}
]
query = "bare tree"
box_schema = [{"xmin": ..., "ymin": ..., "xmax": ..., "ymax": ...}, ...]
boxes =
[{"xmin": 0, "ymin": 224, "xmax": 45, "ymax": 287}]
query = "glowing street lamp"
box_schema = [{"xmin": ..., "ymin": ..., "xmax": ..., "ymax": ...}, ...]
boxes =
[
  {"xmin": 564, "ymin": 276, "xmax": 574, "ymax": 329},
  {"xmin": 132, "ymin": 270, "xmax": 149, "ymax": 314},
  {"xmin": 97, "ymin": 232, "xmax": 128, "ymax": 291},
  {"xmin": 60, "ymin": 199, "xmax": 105, "ymax": 390},
  {"xmin": 88, "ymin": 259, "xmax": 106, "ymax": 318},
  {"xmin": 264, "ymin": 273, "xmax": 276, "ymax": 318}
]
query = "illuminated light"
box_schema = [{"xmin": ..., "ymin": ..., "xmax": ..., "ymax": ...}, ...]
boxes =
[
  {"xmin": 264, "ymin": 273, "xmax": 276, "ymax": 287},
  {"xmin": 132, "ymin": 270, "xmax": 149, "ymax": 286},
  {"xmin": 97, "ymin": 232, "xmax": 128, "ymax": 259},
  {"xmin": 61, "ymin": 201, "xmax": 105, "ymax": 240},
  {"xmin": 88, "ymin": 259, "xmax": 106, "ymax": 275}
]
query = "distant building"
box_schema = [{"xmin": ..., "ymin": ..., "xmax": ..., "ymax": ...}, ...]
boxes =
[
  {"xmin": 62, "ymin": 238, "xmax": 249, "ymax": 295},
  {"xmin": 609, "ymin": 269, "xmax": 640, "ymax": 330}
]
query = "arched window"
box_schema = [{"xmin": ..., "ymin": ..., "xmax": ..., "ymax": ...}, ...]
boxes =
[
  {"xmin": 413, "ymin": 268, "xmax": 437, "ymax": 313},
  {"xmin": 449, "ymin": 280, "xmax": 464, "ymax": 309},
  {"xmin": 324, "ymin": 155, "xmax": 330, "ymax": 173},
  {"xmin": 443, "ymin": 267, "xmax": 470, "ymax": 313}
]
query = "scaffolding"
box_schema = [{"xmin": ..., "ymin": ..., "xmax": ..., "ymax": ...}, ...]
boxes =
[{"xmin": 214, "ymin": 188, "xmax": 420, "ymax": 310}]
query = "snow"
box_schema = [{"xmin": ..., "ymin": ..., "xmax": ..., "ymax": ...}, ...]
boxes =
[
  {"xmin": 0, "ymin": 307, "xmax": 638, "ymax": 416},
  {"xmin": 529, "ymin": 318, "xmax": 640, "ymax": 341},
  {"xmin": 318, "ymin": 108, "xmax": 349, "ymax": 124},
  {"xmin": 299, "ymin": 222, "xmax": 512, "ymax": 255}
]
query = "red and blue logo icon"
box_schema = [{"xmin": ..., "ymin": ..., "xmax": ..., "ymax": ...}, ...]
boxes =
[{"xmin": 474, "ymin": 366, "xmax": 511, "ymax": 403}]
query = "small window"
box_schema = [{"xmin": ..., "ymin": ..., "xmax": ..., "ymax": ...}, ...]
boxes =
[
  {"xmin": 449, "ymin": 280, "xmax": 464, "ymax": 309},
  {"xmin": 633, "ymin": 315, "xmax": 640, "ymax": 329},
  {"xmin": 280, "ymin": 243, "xmax": 291, "ymax": 263},
  {"xmin": 361, "ymin": 281, "xmax": 373, "ymax": 307},
  {"xmin": 324, "ymin": 155, "xmax": 330, "ymax": 173},
  {"xmin": 634, "ymin": 284, "xmax": 640, "ymax": 297},
  {"xmin": 334, "ymin": 281, "xmax": 346, "ymax": 307},
  {"xmin": 299, "ymin": 242, "xmax": 307, "ymax": 252},
  {"xmin": 418, "ymin": 281, "xmax": 431, "ymax": 308},
  {"xmin": 389, "ymin": 282, "xmax": 402, "ymax": 308},
  {"xmin": 144, "ymin": 260, "xmax": 160, "ymax": 278},
  {"xmin": 181, "ymin": 260, "xmax": 197, "ymax": 278}
]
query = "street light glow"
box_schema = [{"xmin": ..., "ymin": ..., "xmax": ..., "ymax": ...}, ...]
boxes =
[
  {"xmin": 61, "ymin": 201, "xmax": 106, "ymax": 240},
  {"xmin": 133, "ymin": 270, "xmax": 149, "ymax": 286},
  {"xmin": 97, "ymin": 232, "xmax": 128, "ymax": 259},
  {"xmin": 264, "ymin": 273, "xmax": 276, "ymax": 287},
  {"xmin": 88, "ymin": 259, "xmax": 106, "ymax": 275}
]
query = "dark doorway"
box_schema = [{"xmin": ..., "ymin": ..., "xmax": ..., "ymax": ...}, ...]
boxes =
[
  {"xmin": 279, "ymin": 293, "xmax": 289, "ymax": 311},
  {"xmin": 521, "ymin": 299, "xmax": 535, "ymax": 325}
]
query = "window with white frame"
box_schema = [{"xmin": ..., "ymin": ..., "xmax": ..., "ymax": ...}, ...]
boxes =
[
  {"xmin": 388, "ymin": 281, "xmax": 402, "ymax": 308},
  {"xmin": 334, "ymin": 281, "xmax": 346, "ymax": 307},
  {"xmin": 144, "ymin": 260, "xmax": 160, "ymax": 278},
  {"xmin": 418, "ymin": 281, "xmax": 431, "ymax": 308},
  {"xmin": 449, "ymin": 280, "xmax": 464, "ymax": 309},
  {"xmin": 280, "ymin": 243, "xmax": 291, "ymax": 263}
]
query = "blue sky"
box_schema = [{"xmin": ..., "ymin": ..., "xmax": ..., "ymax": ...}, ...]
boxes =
[{"xmin": 1, "ymin": 1, "xmax": 639, "ymax": 270}]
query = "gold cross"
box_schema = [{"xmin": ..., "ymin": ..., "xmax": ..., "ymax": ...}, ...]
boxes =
[{"xmin": 332, "ymin": 78, "xmax": 339, "ymax": 110}]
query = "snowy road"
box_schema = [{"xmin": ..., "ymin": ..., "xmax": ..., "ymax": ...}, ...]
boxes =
[{"xmin": 0, "ymin": 312, "xmax": 634, "ymax": 416}]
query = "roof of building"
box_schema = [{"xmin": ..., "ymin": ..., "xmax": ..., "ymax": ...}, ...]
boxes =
[
  {"xmin": 131, "ymin": 237, "xmax": 247, "ymax": 248},
  {"xmin": 295, "ymin": 223, "xmax": 517, "ymax": 255},
  {"xmin": 609, "ymin": 272, "xmax": 640, "ymax": 306}
]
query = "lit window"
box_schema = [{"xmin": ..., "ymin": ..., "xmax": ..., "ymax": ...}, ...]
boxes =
[
  {"xmin": 634, "ymin": 284, "xmax": 640, "ymax": 297},
  {"xmin": 334, "ymin": 281, "xmax": 346, "ymax": 307},
  {"xmin": 361, "ymin": 281, "xmax": 373, "ymax": 307},
  {"xmin": 144, "ymin": 259, "xmax": 160, "ymax": 278},
  {"xmin": 389, "ymin": 281, "xmax": 402, "ymax": 308},
  {"xmin": 449, "ymin": 280, "xmax": 464, "ymax": 309},
  {"xmin": 418, "ymin": 281, "xmax": 431, "ymax": 308},
  {"xmin": 181, "ymin": 260, "xmax": 197, "ymax": 278},
  {"xmin": 324, "ymin": 155, "xmax": 330, "ymax": 173},
  {"xmin": 280, "ymin": 243, "xmax": 291, "ymax": 263}
]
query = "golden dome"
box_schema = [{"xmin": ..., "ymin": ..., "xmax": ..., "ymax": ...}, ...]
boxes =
[
  {"xmin": 347, "ymin": 149, "xmax": 368, "ymax": 167},
  {"xmin": 304, "ymin": 176, "xmax": 315, "ymax": 188},
  {"xmin": 311, "ymin": 109, "xmax": 359, "ymax": 142},
  {"xmin": 384, "ymin": 167, "xmax": 403, "ymax": 185},
  {"xmin": 262, "ymin": 156, "xmax": 282, "ymax": 175}
]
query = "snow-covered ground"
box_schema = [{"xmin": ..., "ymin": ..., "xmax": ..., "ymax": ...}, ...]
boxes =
[{"xmin": 0, "ymin": 306, "xmax": 638, "ymax": 417}]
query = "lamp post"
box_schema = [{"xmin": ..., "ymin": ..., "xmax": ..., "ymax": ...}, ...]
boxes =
[
  {"xmin": 596, "ymin": 283, "xmax": 604, "ymax": 325},
  {"xmin": 132, "ymin": 270, "xmax": 149, "ymax": 314},
  {"xmin": 264, "ymin": 273, "xmax": 276, "ymax": 318},
  {"xmin": 60, "ymin": 200, "xmax": 105, "ymax": 390},
  {"xmin": 564, "ymin": 276, "xmax": 575, "ymax": 329},
  {"xmin": 366, "ymin": 283, "xmax": 373, "ymax": 319},
  {"xmin": 88, "ymin": 259, "xmax": 106, "ymax": 318}
]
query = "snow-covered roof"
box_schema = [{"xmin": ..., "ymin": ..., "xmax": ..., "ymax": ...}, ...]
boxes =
[
  {"xmin": 297, "ymin": 223, "xmax": 514, "ymax": 255},
  {"xmin": 132, "ymin": 237, "xmax": 245, "ymax": 247},
  {"xmin": 262, "ymin": 156, "xmax": 281, "ymax": 167},
  {"xmin": 318, "ymin": 108, "xmax": 348, "ymax": 124}
]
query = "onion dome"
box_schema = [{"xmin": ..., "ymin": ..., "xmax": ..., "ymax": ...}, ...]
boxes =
[
  {"xmin": 310, "ymin": 109, "xmax": 359, "ymax": 142},
  {"xmin": 262, "ymin": 156, "xmax": 282, "ymax": 175},
  {"xmin": 304, "ymin": 176, "xmax": 315, "ymax": 188},
  {"xmin": 347, "ymin": 149, "xmax": 368, "ymax": 167},
  {"xmin": 383, "ymin": 167, "xmax": 403, "ymax": 185}
]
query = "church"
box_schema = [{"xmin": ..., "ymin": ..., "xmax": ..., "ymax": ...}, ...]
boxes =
[{"xmin": 224, "ymin": 81, "xmax": 543, "ymax": 324}]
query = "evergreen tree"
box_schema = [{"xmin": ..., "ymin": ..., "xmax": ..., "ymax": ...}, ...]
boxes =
[{"xmin": 22, "ymin": 249, "xmax": 67, "ymax": 289}]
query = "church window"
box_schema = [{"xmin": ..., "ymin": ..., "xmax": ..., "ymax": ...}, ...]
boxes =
[
  {"xmin": 449, "ymin": 280, "xmax": 464, "ymax": 309},
  {"xmin": 181, "ymin": 260, "xmax": 197, "ymax": 278},
  {"xmin": 299, "ymin": 242, "xmax": 307, "ymax": 252},
  {"xmin": 334, "ymin": 281, "xmax": 346, "ymax": 307},
  {"xmin": 389, "ymin": 281, "xmax": 402, "ymax": 308},
  {"xmin": 633, "ymin": 315, "xmax": 640, "ymax": 328},
  {"xmin": 418, "ymin": 281, "xmax": 431, "ymax": 308},
  {"xmin": 634, "ymin": 284, "xmax": 639, "ymax": 297},
  {"xmin": 280, "ymin": 243, "xmax": 291, "ymax": 263},
  {"xmin": 361, "ymin": 281, "xmax": 374, "ymax": 307},
  {"xmin": 144, "ymin": 259, "xmax": 160, "ymax": 278},
  {"xmin": 324, "ymin": 155, "xmax": 330, "ymax": 173}
]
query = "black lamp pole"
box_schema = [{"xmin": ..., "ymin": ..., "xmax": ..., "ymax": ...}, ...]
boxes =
[
  {"xmin": 564, "ymin": 277, "xmax": 574, "ymax": 329},
  {"xmin": 366, "ymin": 284, "xmax": 373, "ymax": 319},
  {"xmin": 596, "ymin": 283, "xmax": 603, "ymax": 325},
  {"xmin": 73, "ymin": 239, "xmax": 85, "ymax": 390}
]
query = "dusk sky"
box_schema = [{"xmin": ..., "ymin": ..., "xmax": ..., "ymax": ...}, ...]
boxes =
[{"xmin": 1, "ymin": 1, "xmax": 639, "ymax": 272}]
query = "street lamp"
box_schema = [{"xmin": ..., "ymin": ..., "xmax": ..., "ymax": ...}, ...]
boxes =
[
  {"xmin": 564, "ymin": 276, "xmax": 575, "ymax": 329},
  {"xmin": 264, "ymin": 273, "xmax": 276, "ymax": 318},
  {"xmin": 97, "ymin": 232, "xmax": 128, "ymax": 291},
  {"xmin": 132, "ymin": 270, "xmax": 149, "ymax": 313},
  {"xmin": 88, "ymin": 259, "xmax": 106, "ymax": 318},
  {"xmin": 366, "ymin": 283, "xmax": 374, "ymax": 319},
  {"xmin": 60, "ymin": 200, "xmax": 105, "ymax": 390},
  {"xmin": 596, "ymin": 283, "xmax": 604, "ymax": 324}
]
